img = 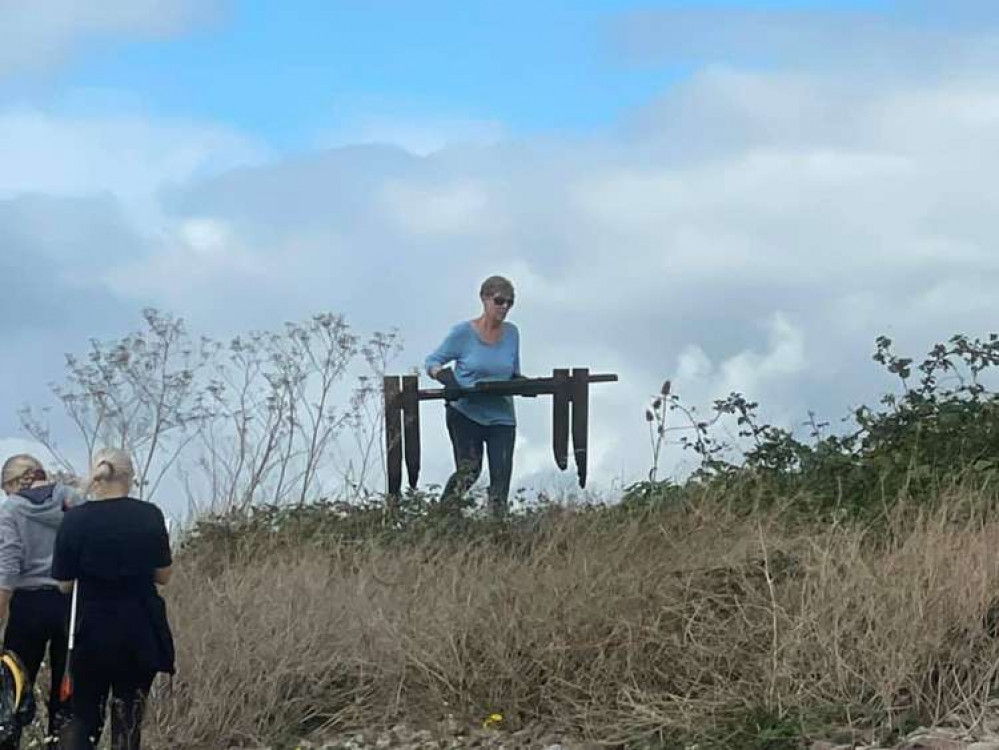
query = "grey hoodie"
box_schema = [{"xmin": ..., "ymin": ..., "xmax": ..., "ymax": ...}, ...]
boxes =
[{"xmin": 0, "ymin": 483, "xmax": 83, "ymax": 590}]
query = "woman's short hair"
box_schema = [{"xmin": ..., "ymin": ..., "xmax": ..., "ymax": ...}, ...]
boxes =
[
  {"xmin": 90, "ymin": 447, "xmax": 135, "ymax": 486},
  {"xmin": 479, "ymin": 275, "xmax": 514, "ymax": 299},
  {"xmin": 1, "ymin": 454, "xmax": 45, "ymax": 490}
]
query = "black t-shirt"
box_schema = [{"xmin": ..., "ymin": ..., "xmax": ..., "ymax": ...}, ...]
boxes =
[{"xmin": 52, "ymin": 497, "xmax": 171, "ymax": 600}]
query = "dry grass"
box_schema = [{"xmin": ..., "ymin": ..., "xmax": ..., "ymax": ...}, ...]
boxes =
[{"xmin": 141, "ymin": 493, "xmax": 999, "ymax": 749}]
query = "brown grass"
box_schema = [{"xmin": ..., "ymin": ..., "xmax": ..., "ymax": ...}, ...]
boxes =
[{"xmin": 141, "ymin": 493, "xmax": 999, "ymax": 749}]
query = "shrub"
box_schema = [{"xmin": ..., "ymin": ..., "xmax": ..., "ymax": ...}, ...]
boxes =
[{"xmin": 631, "ymin": 333, "xmax": 999, "ymax": 520}]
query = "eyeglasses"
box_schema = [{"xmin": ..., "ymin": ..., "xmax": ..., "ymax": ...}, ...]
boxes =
[{"xmin": 492, "ymin": 296, "xmax": 514, "ymax": 308}]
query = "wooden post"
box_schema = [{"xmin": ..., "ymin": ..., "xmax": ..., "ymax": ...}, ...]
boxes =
[
  {"xmin": 383, "ymin": 375, "xmax": 403, "ymax": 502},
  {"xmin": 571, "ymin": 368, "xmax": 590, "ymax": 488},
  {"xmin": 402, "ymin": 375, "xmax": 421, "ymax": 490},
  {"xmin": 552, "ymin": 368, "xmax": 570, "ymax": 471}
]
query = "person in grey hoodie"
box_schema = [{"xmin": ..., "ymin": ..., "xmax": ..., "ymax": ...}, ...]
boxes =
[{"xmin": 0, "ymin": 454, "xmax": 82, "ymax": 749}]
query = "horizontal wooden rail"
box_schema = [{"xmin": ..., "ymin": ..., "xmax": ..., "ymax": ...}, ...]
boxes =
[
  {"xmin": 384, "ymin": 369, "xmax": 618, "ymax": 500},
  {"xmin": 414, "ymin": 372, "xmax": 617, "ymax": 400}
]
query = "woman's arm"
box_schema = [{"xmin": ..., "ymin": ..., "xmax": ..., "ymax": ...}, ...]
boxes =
[
  {"xmin": 425, "ymin": 324, "xmax": 465, "ymax": 378},
  {"xmin": 151, "ymin": 507, "xmax": 173, "ymax": 586},
  {"xmin": 51, "ymin": 513, "xmax": 80, "ymax": 592},
  {"xmin": 0, "ymin": 512, "xmax": 23, "ymax": 598}
]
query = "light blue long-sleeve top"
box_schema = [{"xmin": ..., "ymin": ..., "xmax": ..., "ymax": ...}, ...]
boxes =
[{"xmin": 425, "ymin": 321, "xmax": 521, "ymax": 426}]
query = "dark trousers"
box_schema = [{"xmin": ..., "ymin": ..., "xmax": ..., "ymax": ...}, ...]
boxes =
[
  {"xmin": 1, "ymin": 588, "xmax": 70, "ymax": 749},
  {"xmin": 61, "ymin": 651, "xmax": 154, "ymax": 750},
  {"xmin": 441, "ymin": 406, "xmax": 516, "ymax": 516}
]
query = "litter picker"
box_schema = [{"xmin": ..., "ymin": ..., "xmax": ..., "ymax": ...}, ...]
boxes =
[{"xmin": 59, "ymin": 581, "xmax": 79, "ymax": 703}]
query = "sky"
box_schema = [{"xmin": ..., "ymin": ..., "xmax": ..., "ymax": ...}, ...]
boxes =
[{"xmin": 2, "ymin": 0, "xmax": 999, "ymax": 514}]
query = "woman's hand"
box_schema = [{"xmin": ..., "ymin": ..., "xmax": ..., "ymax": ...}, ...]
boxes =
[
  {"xmin": 434, "ymin": 367, "xmax": 462, "ymax": 400},
  {"xmin": 154, "ymin": 566, "xmax": 173, "ymax": 586}
]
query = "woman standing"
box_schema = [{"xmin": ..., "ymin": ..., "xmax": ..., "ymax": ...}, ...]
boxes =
[
  {"xmin": 425, "ymin": 275, "xmax": 521, "ymax": 516},
  {"xmin": 0, "ymin": 454, "xmax": 80, "ymax": 749},
  {"xmin": 52, "ymin": 448, "xmax": 174, "ymax": 750}
]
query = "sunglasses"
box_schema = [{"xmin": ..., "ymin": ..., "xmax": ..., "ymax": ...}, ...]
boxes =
[{"xmin": 492, "ymin": 296, "xmax": 515, "ymax": 308}]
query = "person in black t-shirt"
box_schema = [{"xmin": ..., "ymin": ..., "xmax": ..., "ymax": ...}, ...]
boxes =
[{"xmin": 52, "ymin": 448, "xmax": 174, "ymax": 750}]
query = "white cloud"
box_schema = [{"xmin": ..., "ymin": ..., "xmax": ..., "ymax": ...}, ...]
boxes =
[
  {"xmin": 380, "ymin": 180, "xmax": 494, "ymax": 236},
  {"xmin": 319, "ymin": 115, "xmax": 506, "ymax": 157},
  {"xmin": 91, "ymin": 64, "xmax": 999, "ymax": 491},
  {"xmin": 612, "ymin": 4, "xmax": 999, "ymax": 74},
  {"xmin": 0, "ymin": 437, "xmax": 52, "ymax": 464},
  {"xmin": 103, "ymin": 217, "xmax": 266, "ymax": 302},
  {"xmin": 0, "ymin": 1, "xmax": 223, "ymax": 77},
  {"xmin": 7, "ymin": 4, "xmax": 999, "ymax": 501},
  {"xmin": 0, "ymin": 106, "xmax": 265, "ymax": 205},
  {"xmin": 675, "ymin": 314, "xmax": 806, "ymax": 405}
]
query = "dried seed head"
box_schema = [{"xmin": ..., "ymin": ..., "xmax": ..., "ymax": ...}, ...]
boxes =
[
  {"xmin": 661, "ymin": 380, "xmax": 672, "ymax": 396},
  {"xmin": 645, "ymin": 409, "xmax": 654, "ymax": 422}
]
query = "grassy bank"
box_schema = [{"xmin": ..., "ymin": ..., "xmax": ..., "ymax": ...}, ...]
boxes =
[{"xmin": 136, "ymin": 487, "xmax": 999, "ymax": 749}]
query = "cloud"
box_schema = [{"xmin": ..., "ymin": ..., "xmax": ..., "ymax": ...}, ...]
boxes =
[
  {"xmin": 0, "ymin": 1, "xmax": 224, "ymax": 78},
  {"xmin": 6, "ymin": 4, "xmax": 999, "ymax": 504},
  {"xmin": 380, "ymin": 180, "xmax": 494, "ymax": 236},
  {"xmin": 674, "ymin": 314, "xmax": 806, "ymax": 407},
  {"xmin": 612, "ymin": 3, "xmax": 999, "ymax": 74},
  {"xmin": 0, "ymin": 193, "xmax": 148, "ymax": 442},
  {"xmin": 319, "ymin": 115, "xmax": 507, "ymax": 157},
  {"xmin": 60, "ymin": 60, "xmax": 999, "ymax": 491},
  {"xmin": 103, "ymin": 216, "xmax": 267, "ymax": 301},
  {"xmin": 0, "ymin": 438, "xmax": 55, "ymax": 465},
  {"xmin": 0, "ymin": 106, "xmax": 265, "ymax": 206}
]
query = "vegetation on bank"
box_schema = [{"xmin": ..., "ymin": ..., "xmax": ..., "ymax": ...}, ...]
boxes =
[
  {"xmin": 182, "ymin": 331, "xmax": 999, "ymax": 560},
  {"xmin": 22, "ymin": 315, "xmax": 999, "ymax": 749},
  {"xmin": 138, "ymin": 332, "xmax": 999, "ymax": 749},
  {"xmin": 154, "ymin": 489, "xmax": 999, "ymax": 750}
]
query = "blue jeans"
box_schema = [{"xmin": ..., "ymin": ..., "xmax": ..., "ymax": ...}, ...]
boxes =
[{"xmin": 442, "ymin": 406, "xmax": 516, "ymax": 516}]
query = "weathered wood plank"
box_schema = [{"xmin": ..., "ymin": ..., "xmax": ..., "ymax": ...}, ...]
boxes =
[
  {"xmin": 402, "ymin": 375, "xmax": 421, "ymax": 490},
  {"xmin": 571, "ymin": 368, "xmax": 590, "ymax": 488},
  {"xmin": 383, "ymin": 375, "xmax": 403, "ymax": 497},
  {"xmin": 552, "ymin": 368, "xmax": 570, "ymax": 471}
]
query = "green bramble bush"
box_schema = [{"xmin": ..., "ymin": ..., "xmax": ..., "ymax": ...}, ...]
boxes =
[{"xmin": 627, "ymin": 333, "xmax": 999, "ymax": 519}]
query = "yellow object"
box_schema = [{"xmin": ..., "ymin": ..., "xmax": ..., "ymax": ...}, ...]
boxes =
[
  {"xmin": 482, "ymin": 713, "xmax": 503, "ymax": 729},
  {"xmin": 0, "ymin": 654, "xmax": 23, "ymax": 709}
]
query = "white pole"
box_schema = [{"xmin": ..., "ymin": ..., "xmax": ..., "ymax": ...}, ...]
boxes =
[{"xmin": 67, "ymin": 581, "xmax": 78, "ymax": 651}]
